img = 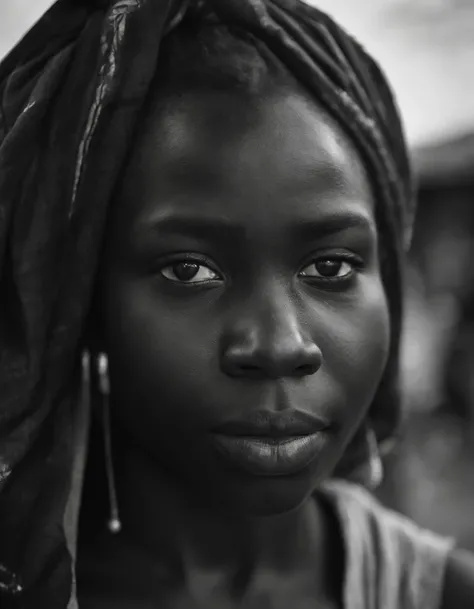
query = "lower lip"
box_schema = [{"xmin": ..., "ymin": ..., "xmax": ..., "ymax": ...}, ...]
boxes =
[{"xmin": 210, "ymin": 432, "xmax": 329, "ymax": 476}]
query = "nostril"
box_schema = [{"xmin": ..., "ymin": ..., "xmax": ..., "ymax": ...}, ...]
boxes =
[
  {"xmin": 238, "ymin": 364, "xmax": 264, "ymax": 378},
  {"xmin": 295, "ymin": 363, "xmax": 318, "ymax": 376}
]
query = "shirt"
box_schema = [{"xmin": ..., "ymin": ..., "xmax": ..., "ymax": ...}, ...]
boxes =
[{"xmin": 320, "ymin": 480, "xmax": 455, "ymax": 609}]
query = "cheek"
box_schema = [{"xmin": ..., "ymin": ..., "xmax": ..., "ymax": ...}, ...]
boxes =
[
  {"xmin": 100, "ymin": 277, "xmax": 220, "ymax": 429},
  {"xmin": 317, "ymin": 277, "xmax": 390, "ymax": 426}
]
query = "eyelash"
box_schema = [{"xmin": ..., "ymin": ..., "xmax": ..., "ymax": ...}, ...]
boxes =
[
  {"xmin": 158, "ymin": 254, "xmax": 223, "ymax": 286},
  {"xmin": 298, "ymin": 252, "xmax": 365, "ymax": 284},
  {"xmin": 157, "ymin": 252, "xmax": 364, "ymax": 287}
]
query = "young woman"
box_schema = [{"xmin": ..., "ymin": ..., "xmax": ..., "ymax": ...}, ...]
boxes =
[{"xmin": 1, "ymin": 0, "xmax": 473, "ymax": 607}]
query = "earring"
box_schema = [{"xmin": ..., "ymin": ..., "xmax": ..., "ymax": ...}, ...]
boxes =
[
  {"xmin": 335, "ymin": 422, "xmax": 384, "ymax": 490},
  {"xmin": 365, "ymin": 425, "xmax": 384, "ymax": 490},
  {"xmin": 97, "ymin": 353, "xmax": 122, "ymax": 534}
]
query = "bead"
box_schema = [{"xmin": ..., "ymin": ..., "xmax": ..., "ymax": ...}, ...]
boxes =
[
  {"xmin": 107, "ymin": 518, "xmax": 122, "ymax": 534},
  {"xmin": 0, "ymin": 564, "xmax": 23, "ymax": 598},
  {"xmin": 98, "ymin": 353, "xmax": 110, "ymax": 395}
]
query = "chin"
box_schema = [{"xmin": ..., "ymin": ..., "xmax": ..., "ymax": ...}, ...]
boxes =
[{"xmin": 219, "ymin": 470, "xmax": 318, "ymax": 517}]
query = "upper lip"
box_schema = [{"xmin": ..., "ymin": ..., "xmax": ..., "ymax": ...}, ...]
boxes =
[{"xmin": 211, "ymin": 410, "xmax": 331, "ymax": 439}]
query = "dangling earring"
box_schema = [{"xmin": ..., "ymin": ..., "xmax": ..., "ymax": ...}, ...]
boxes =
[
  {"xmin": 97, "ymin": 353, "xmax": 122, "ymax": 534},
  {"xmin": 335, "ymin": 422, "xmax": 384, "ymax": 489},
  {"xmin": 365, "ymin": 425, "xmax": 383, "ymax": 490}
]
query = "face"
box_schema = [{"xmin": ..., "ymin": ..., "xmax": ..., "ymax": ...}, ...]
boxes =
[{"xmin": 96, "ymin": 89, "xmax": 390, "ymax": 516}]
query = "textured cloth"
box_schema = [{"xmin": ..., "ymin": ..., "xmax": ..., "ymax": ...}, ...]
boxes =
[
  {"xmin": 321, "ymin": 480, "xmax": 455, "ymax": 609},
  {"xmin": 0, "ymin": 0, "xmax": 414, "ymax": 607}
]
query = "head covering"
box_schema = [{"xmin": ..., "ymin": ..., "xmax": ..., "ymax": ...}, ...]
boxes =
[{"xmin": 0, "ymin": 0, "xmax": 414, "ymax": 606}]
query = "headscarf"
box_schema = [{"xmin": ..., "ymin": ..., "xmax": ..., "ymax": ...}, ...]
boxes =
[{"xmin": 0, "ymin": 0, "xmax": 414, "ymax": 606}]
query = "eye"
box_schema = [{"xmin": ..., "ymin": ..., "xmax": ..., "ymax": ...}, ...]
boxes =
[
  {"xmin": 299, "ymin": 256, "xmax": 360, "ymax": 281},
  {"xmin": 160, "ymin": 260, "xmax": 220, "ymax": 284}
]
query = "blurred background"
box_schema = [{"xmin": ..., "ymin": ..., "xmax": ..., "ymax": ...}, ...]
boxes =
[{"xmin": 2, "ymin": 1, "xmax": 474, "ymax": 548}]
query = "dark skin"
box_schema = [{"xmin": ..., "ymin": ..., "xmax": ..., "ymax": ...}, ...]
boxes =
[{"xmin": 77, "ymin": 88, "xmax": 474, "ymax": 608}]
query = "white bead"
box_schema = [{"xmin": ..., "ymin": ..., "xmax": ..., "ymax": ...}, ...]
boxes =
[{"xmin": 107, "ymin": 518, "xmax": 122, "ymax": 534}]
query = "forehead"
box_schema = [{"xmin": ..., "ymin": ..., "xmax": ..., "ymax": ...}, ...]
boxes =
[{"xmin": 115, "ymin": 89, "xmax": 374, "ymax": 234}]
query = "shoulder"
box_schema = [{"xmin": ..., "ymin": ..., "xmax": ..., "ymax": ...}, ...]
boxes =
[
  {"xmin": 441, "ymin": 548, "xmax": 474, "ymax": 609},
  {"xmin": 320, "ymin": 480, "xmax": 456, "ymax": 609},
  {"xmin": 321, "ymin": 479, "xmax": 452, "ymax": 550}
]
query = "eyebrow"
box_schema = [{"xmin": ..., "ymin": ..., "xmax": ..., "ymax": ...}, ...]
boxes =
[
  {"xmin": 137, "ymin": 208, "xmax": 375, "ymax": 243},
  {"xmin": 291, "ymin": 211, "xmax": 375, "ymax": 241}
]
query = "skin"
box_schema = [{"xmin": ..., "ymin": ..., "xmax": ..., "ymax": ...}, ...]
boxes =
[{"xmin": 77, "ymin": 88, "xmax": 390, "ymax": 608}]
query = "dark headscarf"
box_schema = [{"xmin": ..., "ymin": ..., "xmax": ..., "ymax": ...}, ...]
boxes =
[{"xmin": 0, "ymin": 0, "xmax": 414, "ymax": 606}]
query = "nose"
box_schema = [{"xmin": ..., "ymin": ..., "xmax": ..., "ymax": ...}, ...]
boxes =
[{"xmin": 221, "ymin": 296, "xmax": 322, "ymax": 380}]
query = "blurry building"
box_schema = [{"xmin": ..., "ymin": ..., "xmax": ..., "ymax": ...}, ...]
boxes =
[{"xmin": 378, "ymin": 135, "xmax": 474, "ymax": 550}]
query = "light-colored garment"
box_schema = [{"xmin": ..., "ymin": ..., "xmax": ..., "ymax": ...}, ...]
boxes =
[{"xmin": 321, "ymin": 480, "xmax": 455, "ymax": 609}]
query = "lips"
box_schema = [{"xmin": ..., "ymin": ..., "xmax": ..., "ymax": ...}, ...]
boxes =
[
  {"xmin": 210, "ymin": 409, "xmax": 330, "ymax": 438},
  {"xmin": 210, "ymin": 410, "xmax": 332, "ymax": 476}
]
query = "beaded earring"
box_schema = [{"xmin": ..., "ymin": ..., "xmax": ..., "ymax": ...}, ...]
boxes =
[{"xmin": 97, "ymin": 353, "xmax": 122, "ymax": 534}]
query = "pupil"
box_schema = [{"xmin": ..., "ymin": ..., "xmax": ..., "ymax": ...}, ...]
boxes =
[
  {"xmin": 173, "ymin": 262, "xmax": 199, "ymax": 281},
  {"xmin": 315, "ymin": 260, "xmax": 341, "ymax": 277}
]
